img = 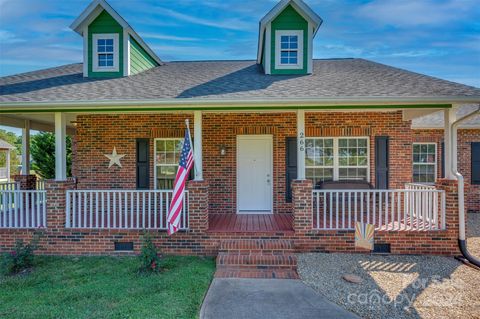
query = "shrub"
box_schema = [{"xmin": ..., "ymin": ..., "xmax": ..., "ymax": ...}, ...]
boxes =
[
  {"xmin": 1, "ymin": 237, "xmax": 39, "ymax": 275},
  {"xmin": 139, "ymin": 234, "xmax": 161, "ymax": 273}
]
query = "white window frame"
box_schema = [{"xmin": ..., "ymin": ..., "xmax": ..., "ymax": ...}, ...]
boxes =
[
  {"xmin": 92, "ymin": 33, "xmax": 119, "ymax": 72},
  {"xmin": 154, "ymin": 138, "xmax": 183, "ymax": 190},
  {"xmin": 305, "ymin": 136, "xmax": 370, "ymax": 182},
  {"xmin": 412, "ymin": 142, "xmax": 437, "ymax": 184},
  {"xmin": 275, "ymin": 30, "xmax": 303, "ymax": 70}
]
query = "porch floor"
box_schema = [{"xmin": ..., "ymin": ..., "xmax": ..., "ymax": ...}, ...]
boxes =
[{"xmin": 208, "ymin": 213, "xmax": 294, "ymax": 233}]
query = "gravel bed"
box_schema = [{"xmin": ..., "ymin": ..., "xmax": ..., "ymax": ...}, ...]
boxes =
[
  {"xmin": 298, "ymin": 253, "xmax": 480, "ymax": 318},
  {"xmin": 467, "ymin": 212, "xmax": 480, "ymax": 258}
]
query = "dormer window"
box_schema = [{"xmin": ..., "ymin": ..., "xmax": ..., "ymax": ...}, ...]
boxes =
[
  {"xmin": 275, "ymin": 30, "xmax": 303, "ymax": 70},
  {"xmin": 92, "ymin": 33, "xmax": 119, "ymax": 72}
]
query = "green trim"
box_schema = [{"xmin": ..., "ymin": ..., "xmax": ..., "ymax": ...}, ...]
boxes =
[
  {"xmin": 0, "ymin": 104, "xmax": 452, "ymax": 114},
  {"xmin": 130, "ymin": 36, "xmax": 159, "ymax": 75}
]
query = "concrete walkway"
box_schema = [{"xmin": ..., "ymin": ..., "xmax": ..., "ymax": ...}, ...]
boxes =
[{"xmin": 200, "ymin": 278, "xmax": 359, "ymax": 319}]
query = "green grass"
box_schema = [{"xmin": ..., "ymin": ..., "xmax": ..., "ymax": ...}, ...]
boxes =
[{"xmin": 0, "ymin": 255, "xmax": 215, "ymax": 319}]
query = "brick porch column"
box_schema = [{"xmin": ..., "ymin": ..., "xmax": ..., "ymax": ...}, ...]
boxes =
[
  {"xmin": 13, "ymin": 174, "xmax": 37, "ymax": 190},
  {"xmin": 435, "ymin": 179, "xmax": 460, "ymax": 254},
  {"xmin": 187, "ymin": 180, "xmax": 209, "ymax": 233},
  {"xmin": 45, "ymin": 179, "xmax": 76, "ymax": 229},
  {"xmin": 292, "ymin": 179, "xmax": 313, "ymax": 234}
]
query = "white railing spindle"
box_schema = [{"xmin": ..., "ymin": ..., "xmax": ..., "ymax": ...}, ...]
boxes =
[{"xmin": 311, "ymin": 188, "xmax": 445, "ymax": 231}]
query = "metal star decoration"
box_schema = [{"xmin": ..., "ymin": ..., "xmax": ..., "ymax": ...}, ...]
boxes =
[{"xmin": 104, "ymin": 147, "xmax": 126, "ymax": 168}]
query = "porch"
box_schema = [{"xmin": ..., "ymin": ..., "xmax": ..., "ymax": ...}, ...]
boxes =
[{"xmin": 208, "ymin": 213, "xmax": 294, "ymax": 233}]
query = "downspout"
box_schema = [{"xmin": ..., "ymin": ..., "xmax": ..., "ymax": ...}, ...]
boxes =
[{"xmin": 450, "ymin": 105, "xmax": 480, "ymax": 267}]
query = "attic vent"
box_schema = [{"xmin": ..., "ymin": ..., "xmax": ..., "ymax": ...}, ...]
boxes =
[{"xmin": 114, "ymin": 242, "xmax": 134, "ymax": 251}]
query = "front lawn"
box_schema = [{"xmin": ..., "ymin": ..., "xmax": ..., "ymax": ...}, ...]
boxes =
[{"xmin": 0, "ymin": 255, "xmax": 215, "ymax": 319}]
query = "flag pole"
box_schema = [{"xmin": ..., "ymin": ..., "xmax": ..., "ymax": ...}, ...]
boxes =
[{"xmin": 185, "ymin": 119, "xmax": 198, "ymax": 175}]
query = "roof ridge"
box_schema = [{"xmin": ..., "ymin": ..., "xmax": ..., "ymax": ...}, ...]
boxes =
[
  {"xmin": 357, "ymin": 58, "xmax": 480, "ymax": 90},
  {"xmin": 0, "ymin": 63, "xmax": 82, "ymax": 80}
]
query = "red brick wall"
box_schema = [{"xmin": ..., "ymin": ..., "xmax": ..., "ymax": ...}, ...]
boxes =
[
  {"xmin": 73, "ymin": 114, "xmax": 193, "ymax": 190},
  {"xmin": 73, "ymin": 111, "xmax": 422, "ymax": 215}
]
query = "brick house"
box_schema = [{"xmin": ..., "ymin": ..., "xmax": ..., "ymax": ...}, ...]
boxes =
[{"xmin": 0, "ymin": 0, "xmax": 479, "ymax": 274}]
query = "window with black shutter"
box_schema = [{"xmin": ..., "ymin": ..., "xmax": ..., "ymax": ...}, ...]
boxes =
[
  {"xmin": 472, "ymin": 142, "xmax": 480, "ymax": 185},
  {"xmin": 375, "ymin": 136, "xmax": 389, "ymax": 189},
  {"xmin": 285, "ymin": 137, "xmax": 297, "ymax": 202},
  {"xmin": 136, "ymin": 139, "xmax": 150, "ymax": 189}
]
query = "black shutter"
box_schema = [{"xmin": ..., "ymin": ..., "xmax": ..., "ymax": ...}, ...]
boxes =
[
  {"xmin": 472, "ymin": 142, "xmax": 480, "ymax": 185},
  {"xmin": 441, "ymin": 141, "xmax": 445, "ymax": 178},
  {"xmin": 286, "ymin": 137, "xmax": 297, "ymax": 202},
  {"xmin": 136, "ymin": 139, "xmax": 150, "ymax": 189},
  {"xmin": 375, "ymin": 136, "xmax": 389, "ymax": 189}
]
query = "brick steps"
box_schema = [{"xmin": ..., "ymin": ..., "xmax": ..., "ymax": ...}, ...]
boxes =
[{"xmin": 215, "ymin": 239, "xmax": 298, "ymax": 279}]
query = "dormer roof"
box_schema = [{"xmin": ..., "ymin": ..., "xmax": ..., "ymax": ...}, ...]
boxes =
[
  {"xmin": 257, "ymin": 0, "xmax": 323, "ymax": 64},
  {"xmin": 70, "ymin": 0, "xmax": 162, "ymax": 66}
]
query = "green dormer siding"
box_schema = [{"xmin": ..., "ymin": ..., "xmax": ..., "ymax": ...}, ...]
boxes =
[
  {"xmin": 88, "ymin": 10, "xmax": 124, "ymax": 77},
  {"xmin": 130, "ymin": 36, "xmax": 159, "ymax": 75},
  {"xmin": 270, "ymin": 5, "xmax": 308, "ymax": 75}
]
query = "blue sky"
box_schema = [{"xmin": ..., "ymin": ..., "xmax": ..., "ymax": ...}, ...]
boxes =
[{"xmin": 0, "ymin": 0, "xmax": 479, "ymax": 88}]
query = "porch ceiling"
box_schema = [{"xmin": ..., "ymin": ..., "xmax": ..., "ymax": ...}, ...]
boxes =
[{"xmin": 0, "ymin": 113, "xmax": 77, "ymax": 135}]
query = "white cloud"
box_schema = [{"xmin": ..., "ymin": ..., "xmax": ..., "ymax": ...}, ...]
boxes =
[
  {"xmin": 357, "ymin": 0, "xmax": 477, "ymax": 27},
  {"xmin": 0, "ymin": 29, "xmax": 25, "ymax": 43},
  {"xmin": 140, "ymin": 32, "xmax": 199, "ymax": 42},
  {"xmin": 158, "ymin": 8, "xmax": 254, "ymax": 31}
]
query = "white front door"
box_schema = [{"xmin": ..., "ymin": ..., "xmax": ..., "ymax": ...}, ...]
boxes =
[{"xmin": 237, "ymin": 135, "xmax": 273, "ymax": 214}]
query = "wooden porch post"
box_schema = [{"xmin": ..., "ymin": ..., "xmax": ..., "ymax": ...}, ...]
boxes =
[
  {"xmin": 194, "ymin": 110, "xmax": 203, "ymax": 181},
  {"xmin": 6, "ymin": 149, "xmax": 11, "ymax": 182},
  {"xmin": 297, "ymin": 110, "xmax": 306, "ymax": 180},
  {"xmin": 21, "ymin": 120, "xmax": 30, "ymax": 175},
  {"xmin": 55, "ymin": 112, "xmax": 67, "ymax": 181}
]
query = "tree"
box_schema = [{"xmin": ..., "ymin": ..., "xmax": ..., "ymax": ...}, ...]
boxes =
[
  {"xmin": 0, "ymin": 129, "xmax": 21, "ymax": 177},
  {"xmin": 31, "ymin": 132, "xmax": 72, "ymax": 179}
]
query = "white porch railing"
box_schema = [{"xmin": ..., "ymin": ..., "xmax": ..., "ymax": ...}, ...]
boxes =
[
  {"xmin": 0, "ymin": 182, "xmax": 19, "ymax": 191},
  {"xmin": 312, "ymin": 189, "xmax": 445, "ymax": 231},
  {"xmin": 405, "ymin": 183, "xmax": 436, "ymax": 191},
  {"xmin": 0, "ymin": 190, "xmax": 47, "ymax": 228},
  {"xmin": 66, "ymin": 190, "xmax": 189, "ymax": 230}
]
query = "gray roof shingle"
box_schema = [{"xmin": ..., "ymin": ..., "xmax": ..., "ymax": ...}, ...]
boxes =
[{"xmin": 1, "ymin": 59, "xmax": 479, "ymax": 104}]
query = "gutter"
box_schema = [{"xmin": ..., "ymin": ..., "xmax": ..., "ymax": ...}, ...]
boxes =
[
  {"xmin": 1, "ymin": 96, "xmax": 480, "ymax": 112},
  {"xmin": 450, "ymin": 105, "xmax": 480, "ymax": 268}
]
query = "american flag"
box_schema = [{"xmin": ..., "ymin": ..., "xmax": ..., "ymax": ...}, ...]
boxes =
[{"xmin": 167, "ymin": 128, "xmax": 194, "ymax": 235}]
